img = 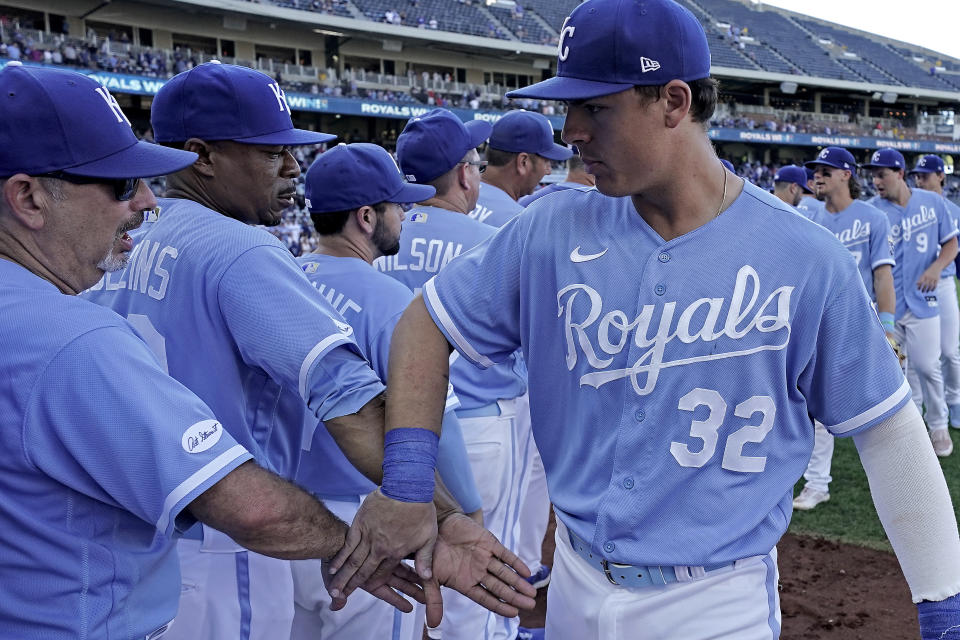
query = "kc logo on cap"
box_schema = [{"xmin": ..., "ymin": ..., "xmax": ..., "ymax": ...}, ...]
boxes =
[{"xmin": 558, "ymin": 17, "xmax": 576, "ymax": 62}]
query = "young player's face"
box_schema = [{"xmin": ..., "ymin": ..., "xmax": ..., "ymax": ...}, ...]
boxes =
[
  {"xmin": 43, "ymin": 176, "xmax": 155, "ymax": 290},
  {"xmin": 209, "ymin": 142, "xmax": 301, "ymax": 226},
  {"xmin": 871, "ymin": 167, "xmax": 903, "ymax": 201},
  {"xmin": 813, "ymin": 166, "xmax": 846, "ymax": 200},
  {"xmin": 913, "ymin": 171, "xmax": 942, "ymax": 193},
  {"xmin": 562, "ymin": 88, "xmax": 661, "ymax": 197}
]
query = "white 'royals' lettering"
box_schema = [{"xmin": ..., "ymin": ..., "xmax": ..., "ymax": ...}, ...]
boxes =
[
  {"xmin": 558, "ymin": 17, "xmax": 575, "ymax": 62},
  {"xmin": 834, "ymin": 219, "xmax": 870, "ymax": 245},
  {"xmin": 268, "ymin": 82, "xmax": 290, "ymax": 113},
  {"xmin": 94, "ymin": 86, "xmax": 131, "ymax": 126},
  {"xmin": 557, "ymin": 265, "xmax": 794, "ymax": 396},
  {"xmin": 889, "ymin": 205, "xmax": 938, "ymax": 243}
]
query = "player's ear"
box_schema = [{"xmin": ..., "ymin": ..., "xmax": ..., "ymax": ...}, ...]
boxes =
[
  {"xmin": 182, "ymin": 138, "xmax": 217, "ymax": 178},
  {"xmin": 662, "ymin": 80, "xmax": 692, "ymax": 129},
  {"xmin": 354, "ymin": 204, "xmax": 376, "ymax": 234},
  {"xmin": 516, "ymin": 152, "xmax": 531, "ymax": 176},
  {"xmin": 2, "ymin": 174, "xmax": 50, "ymax": 231}
]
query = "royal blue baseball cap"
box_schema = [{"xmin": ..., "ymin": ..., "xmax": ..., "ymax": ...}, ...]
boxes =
[
  {"xmin": 305, "ymin": 143, "xmax": 436, "ymax": 213},
  {"xmin": 489, "ymin": 110, "xmax": 573, "ymax": 161},
  {"xmin": 151, "ymin": 61, "xmax": 335, "ymax": 145},
  {"xmin": 773, "ymin": 165, "xmax": 814, "ymax": 193},
  {"xmin": 505, "ymin": 0, "xmax": 711, "ymax": 101},
  {"xmin": 720, "ymin": 159, "xmax": 735, "ymax": 172},
  {"xmin": 396, "ymin": 109, "xmax": 492, "ymax": 184},
  {"xmin": 804, "ymin": 167, "xmax": 816, "ymax": 182},
  {"xmin": 0, "ymin": 63, "xmax": 196, "ymax": 178},
  {"xmin": 910, "ymin": 154, "xmax": 945, "ymax": 174},
  {"xmin": 862, "ymin": 148, "xmax": 906, "ymax": 171},
  {"xmin": 805, "ymin": 146, "xmax": 857, "ymax": 172}
]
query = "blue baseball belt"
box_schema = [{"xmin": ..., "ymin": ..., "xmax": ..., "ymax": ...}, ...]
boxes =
[{"xmin": 567, "ymin": 529, "xmax": 736, "ymax": 588}]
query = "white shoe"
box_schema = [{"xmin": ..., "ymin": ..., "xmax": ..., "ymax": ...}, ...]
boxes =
[
  {"xmin": 793, "ymin": 486, "xmax": 830, "ymax": 511},
  {"xmin": 931, "ymin": 429, "xmax": 954, "ymax": 457}
]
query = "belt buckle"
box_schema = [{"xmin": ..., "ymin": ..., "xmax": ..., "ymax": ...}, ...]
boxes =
[{"xmin": 600, "ymin": 559, "xmax": 620, "ymax": 586}]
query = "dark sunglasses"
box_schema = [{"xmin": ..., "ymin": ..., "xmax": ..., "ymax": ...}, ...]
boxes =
[
  {"xmin": 458, "ymin": 160, "xmax": 488, "ymax": 174},
  {"xmin": 40, "ymin": 171, "xmax": 142, "ymax": 201}
]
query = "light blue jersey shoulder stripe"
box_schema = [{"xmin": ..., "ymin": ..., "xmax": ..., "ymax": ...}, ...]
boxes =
[
  {"xmin": 156, "ymin": 443, "xmax": 251, "ymax": 533},
  {"xmin": 298, "ymin": 334, "xmax": 353, "ymax": 400},
  {"xmin": 945, "ymin": 228, "xmax": 960, "ymax": 243},
  {"xmin": 423, "ymin": 277, "xmax": 495, "ymax": 368},
  {"xmin": 826, "ymin": 379, "xmax": 910, "ymax": 435}
]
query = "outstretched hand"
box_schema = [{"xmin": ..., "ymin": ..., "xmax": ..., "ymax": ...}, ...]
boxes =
[{"xmin": 421, "ymin": 513, "xmax": 537, "ymax": 628}]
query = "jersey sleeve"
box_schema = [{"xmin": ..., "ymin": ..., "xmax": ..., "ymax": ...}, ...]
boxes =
[
  {"xmin": 870, "ymin": 213, "xmax": 895, "ymax": 270},
  {"xmin": 23, "ymin": 326, "xmax": 253, "ymax": 537},
  {"xmin": 800, "ymin": 271, "xmax": 911, "ymax": 437},
  {"xmin": 937, "ymin": 197, "xmax": 960, "ymax": 244},
  {"xmin": 422, "ymin": 218, "xmax": 527, "ymax": 368},
  {"xmin": 218, "ymin": 246, "xmax": 384, "ymax": 422}
]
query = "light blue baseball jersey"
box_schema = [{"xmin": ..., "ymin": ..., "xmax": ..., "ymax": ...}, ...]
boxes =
[
  {"xmin": 810, "ymin": 200, "xmax": 893, "ymax": 302},
  {"xmin": 83, "ymin": 198, "xmax": 385, "ymax": 479},
  {"xmin": 940, "ymin": 196, "xmax": 960, "ymax": 279},
  {"xmin": 0, "ymin": 260, "xmax": 252, "ymax": 638},
  {"xmin": 519, "ymin": 181, "xmax": 590, "ymax": 207},
  {"xmin": 870, "ymin": 189, "xmax": 959, "ymax": 320},
  {"xmin": 290, "ymin": 254, "xmax": 469, "ymax": 504},
  {"xmin": 375, "ymin": 205, "xmax": 527, "ymax": 409},
  {"xmin": 421, "ymin": 183, "xmax": 910, "ymax": 566},
  {"xmin": 796, "ymin": 195, "xmax": 824, "ymax": 220},
  {"xmin": 469, "ymin": 182, "xmax": 524, "ymax": 228}
]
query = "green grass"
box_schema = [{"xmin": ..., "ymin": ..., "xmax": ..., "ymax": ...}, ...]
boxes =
[{"xmin": 789, "ymin": 428, "xmax": 960, "ymax": 551}]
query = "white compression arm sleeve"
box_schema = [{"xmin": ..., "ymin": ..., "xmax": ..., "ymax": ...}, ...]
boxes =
[{"xmin": 853, "ymin": 402, "xmax": 960, "ymax": 602}]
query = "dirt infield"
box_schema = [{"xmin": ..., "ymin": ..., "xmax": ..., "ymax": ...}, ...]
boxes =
[{"xmin": 517, "ymin": 516, "xmax": 917, "ymax": 639}]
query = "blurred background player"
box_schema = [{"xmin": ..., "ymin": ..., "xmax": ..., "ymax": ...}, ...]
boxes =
[
  {"xmin": 469, "ymin": 109, "xmax": 572, "ymax": 228},
  {"xmin": 519, "ymin": 154, "xmax": 596, "ymax": 207},
  {"xmin": 911, "ymin": 154, "xmax": 960, "ymax": 430},
  {"xmin": 378, "ymin": 107, "xmax": 539, "ymax": 640},
  {"xmin": 772, "ymin": 164, "xmax": 813, "ymax": 209},
  {"xmin": 794, "ymin": 147, "xmax": 895, "ymax": 510},
  {"xmin": 866, "ymin": 148, "xmax": 959, "ymax": 457},
  {"xmin": 796, "ymin": 167, "xmax": 826, "ymax": 219},
  {"xmin": 287, "ymin": 142, "xmax": 483, "ymax": 640}
]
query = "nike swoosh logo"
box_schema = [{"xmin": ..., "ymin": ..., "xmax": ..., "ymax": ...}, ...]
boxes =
[{"xmin": 570, "ymin": 246, "xmax": 608, "ymax": 263}]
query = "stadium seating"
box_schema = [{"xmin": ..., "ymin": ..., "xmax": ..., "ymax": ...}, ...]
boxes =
[
  {"xmin": 485, "ymin": 5, "xmax": 556, "ymax": 45},
  {"xmin": 350, "ymin": 0, "xmax": 510, "ymax": 40}
]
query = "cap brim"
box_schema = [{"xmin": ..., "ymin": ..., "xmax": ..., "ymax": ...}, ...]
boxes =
[
  {"xmin": 236, "ymin": 128, "xmax": 337, "ymax": 146},
  {"xmin": 540, "ymin": 143, "xmax": 574, "ymax": 162},
  {"xmin": 464, "ymin": 120, "xmax": 493, "ymax": 148},
  {"xmin": 506, "ymin": 76, "xmax": 634, "ymax": 101},
  {"xmin": 910, "ymin": 168, "xmax": 936, "ymax": 174},
  {"xmin": 391, "ymin": 182, "xmax": 436, "ymax": 204},
  {"xmin": 804, "ymin": 160, "xmax": 853, "ymax": 171},
  {"xmin": 861, "ymin": 163, "xmax": 899, "ymax": 170},
  {"xmin": 66, "ymin": 139, "xmax": 198, "ymax": 179},
  {"xmin": 801, "ymin": 184, "xmax": 814, "ymax": 194}
]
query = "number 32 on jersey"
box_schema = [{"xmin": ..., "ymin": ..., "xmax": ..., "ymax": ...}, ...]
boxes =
[{"xmin": 670, "ymin": 387, "xmax": 776, "ymax": 473}]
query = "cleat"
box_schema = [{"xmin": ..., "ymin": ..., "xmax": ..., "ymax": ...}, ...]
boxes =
[
  {"xmin": 525, "ymin": 565, "xmax": 552, "ymax": 590},
  {"xmin": 792, "ymin": 486, "xmax": 830, "ymax": 511},
  {"xmin": 931, "ymin": 429, "xmax": 954, "ymax": 457}
]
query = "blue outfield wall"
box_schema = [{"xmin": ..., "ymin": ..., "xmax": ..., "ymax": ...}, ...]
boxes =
[{"xmin": 6, "ymin": 60, "xmax": 960, "ymax": 154}]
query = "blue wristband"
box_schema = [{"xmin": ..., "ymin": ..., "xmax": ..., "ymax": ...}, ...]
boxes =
[
  {"xmin": 878, "ymin": 311, "xmax": 895, "ymax": 331},
  {"xmin": 381, "ymin": 428, "xmax": 439, "ymax": 503},
  {"xmin": 917, "ymin": 592, "xmax": 960, "ymax": 640}
]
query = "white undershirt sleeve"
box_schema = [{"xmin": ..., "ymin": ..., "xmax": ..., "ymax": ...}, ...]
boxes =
[{"xmin": 853, "ymin": 402, "xmax": 960, "ymax": 602}]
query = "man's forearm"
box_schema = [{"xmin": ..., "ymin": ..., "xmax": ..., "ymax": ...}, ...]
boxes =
[
  {"xmin": 933, "ymin": 238, "xmax": 960, "ymax": 271},
  {"xmin": 187, "ymin": 460, "xmax": 348, "ymax": 560},
  {"xmin": 874, "ymin": 265, "xmax": 895, "ymax": 317},
  {"xmin": 386, "ymin": 295, "xmax": 454, "ymax": 436},
  {"xmin": 324, "ymin": 393, "xmax": 386, "ymax": 483}
]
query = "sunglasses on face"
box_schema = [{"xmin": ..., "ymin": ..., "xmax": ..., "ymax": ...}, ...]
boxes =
[{"xmin": 40, "ymin": 171, "xmax": 142, "ymax": 201}]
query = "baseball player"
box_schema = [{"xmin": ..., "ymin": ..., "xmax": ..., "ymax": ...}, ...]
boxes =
[
  {"xmin": 866, "ymin": 148, "xmax": 959, "ymax": 457},
  {"xmin": 374, "ymin": 107, "xmax": 538, "ymax": 640},
  {"xmin": 83, "ymin": 63, "xmax": 533, "ymax": 639},
  {"xmin": 519, "ymin": 154, "xmax": 596, "ymax": 207},
  {"xmin": 287, "ymin": 142, "xmax": 484, "ymax": 640},
  {"xmin": 469, "ymin": 109, "xmax": 572, "ymax": 228},
  {"xmin": 0, "ymin": 64, "xmax": 426, "ymax": 640},
  {"xmin": 792, "ymin": 147, "xmax": 896, "ymax": 510},
  {"xmin": 381, "ymin": 1, "xmax": 960, "ymax": 638},
  {"xmin": 795, "ymin": 167, "xmax": 825, "ymax": 219},
  {"xmin": 771, "ymin": 164, "xmax": 813, "ymax": 209},
  {"xmin": 910, "ymin": 154, "xmax": 960, "ymax": 428}
]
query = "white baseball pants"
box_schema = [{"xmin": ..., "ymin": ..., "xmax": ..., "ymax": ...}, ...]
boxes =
[
  {"xmin": 937, "ymin": 276, "xmax": 960, "ymax": 408},
  {"xmin": 801, "ymin": 421, "xmax": 834, "ymax": 494},
  {"xmin": 546, "ymin": 520, "xmax": 781, "ymax": 640},
  {"xmin": 897, "ymin": 311, "xmax": 948, "ymax": 431},
  {"xmin": 515, "ymin": 398, "xmax": 551, "ymax": 574},
  {"xmin": 290, "ymin": 495, "xmax": 425, "ymax": 640}
]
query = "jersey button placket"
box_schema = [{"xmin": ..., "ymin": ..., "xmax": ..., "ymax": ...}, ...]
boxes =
[{"xmin": 603, "ymin": 541, "xmax": 616, "ymax": 554}]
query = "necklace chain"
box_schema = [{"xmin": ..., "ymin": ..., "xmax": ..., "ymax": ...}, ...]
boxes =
[{"xmin": 715, "ymin": 162, "xmax": 729, "ymax": 219}]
